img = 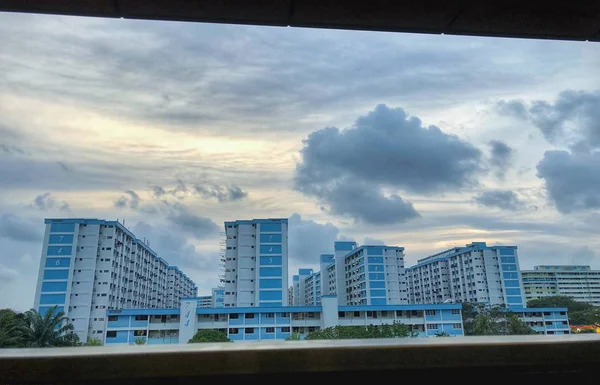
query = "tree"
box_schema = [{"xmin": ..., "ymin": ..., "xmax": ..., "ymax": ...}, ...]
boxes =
[
  {"xmin": 472, "ymin": 313, "xmax": 502, "ymax": 336},
  {"xmin": 305, "ymin": 322, "xmax": 415, "ymax": 340},
  {"xmin": 285, "ymin": 332, "xmax": 301, "ymax": 341},
  {"xmin": 134, "ymin": 337, "xmax": 146, "ymax": 345},
  {"xmin": 84, "ymin": 337, "xmax": 103, "ymax": 346},
  {"xmin": 188, "ymin": 329, "xmax": 231, "ymax": 343},
  {"xmin": 528, "ymin": 296, "xmax": 599, "ymax": 326},
  {"xmin": 506, "ymin": 314, "xmax": 535, "ymax": 335},
  {"xmin": 0, "ymin": 309, "xmax": 22, "ymax": 348},
  {"xmin": 435, "ymin": 332, "xmax": 450, "ymax": 337},
  {"xmin": 13, "ymin": 306, "xmax": 80, "ymax": 347}
]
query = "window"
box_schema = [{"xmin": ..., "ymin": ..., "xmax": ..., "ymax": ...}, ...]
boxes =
[
  {"xmin": 106, "ymin": 331, "xmax": 117, "ymax": 338},
  {"xmin": 281, "ymin": 327, "xmax": 291, "ymax": 333},
  {"xmin": 229, "ymin": 328, "xmax": 239, "ymax": 334},
  {"xmin": 280, "ymin": 312, "xmax": 289, "ymax": 318},
  {"xmin": 134, "ymin": 330, "xmax": 147, "ymax": 336},
  {"xmin": 454, "ymin": 323, "xmax": 462, "ymax": 329},
  {"xmin": 452, "ymin": 309, "xmax": 460, "ymax": 315},
  {"xmin": 108, "ymin": 316, "xmax": 118, "ymax": 322},
  {"xmin": 265, "ymin": 313, "xmax": 275, "ymax": 318},
  {"xmin": 245, "ymin": 313, "xmax": 255, "ymax": 319},
  {"xmin": 230, "ymin": 314, "xmax": 239, "ymax": 319},
  {"xmin": 338, "ymin": 311, "xmax": 345, "ymax": 318},
  {"xmin": 266, "ymin": 327, "xmax": 275, "ymax": 333},
  {"xmin": 427, "ymin": 324, "xmax": 439, "ymax": 329},
  {"xmin": 354, "ymin": 311, "xmax": 360, "ymax": 317},
  {"xmin": 134, "ymin": 315, "xmax": 148, "ymax": 321},
  {"xmin": 425, "ymin": 310, "xmax": 437, "ymax": 316},
  {"xmin": 245, "ymin": 328, "xmax": 254, "ymax": 334}
]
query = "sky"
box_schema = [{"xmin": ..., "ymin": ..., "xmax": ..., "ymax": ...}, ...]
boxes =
[{"xmin": 1, "ymin": 12, "xmax": 600, "ymax": 311}]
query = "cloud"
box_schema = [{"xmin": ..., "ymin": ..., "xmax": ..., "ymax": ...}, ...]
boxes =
[
  {"xmin": 536, "ymin": 150, "xmax": 600, "ymax": 213},
  {"xmin": 164, "ymin": 203, "xmax": 219, "ymax": 240},
  {"xmin": 0, "ymin": 264, "xmax": 19, "ymax": 283},
  {"xmin": 0, "ymin": 214, "xmax": 43, "ymax": 242},
  {"xmin": 0, "ymin": 144, "xmax": 26, "ymax": 155},
  {"xmin": 288, "ymin": 213, "xmax": 341, "ymax": 264},
  {"xmin": 498, "ymin": 89, "xmax": 600, "ymax": 152},
  {"xmin": 115, "ymin": 190, "xmax": 141, "ymax": 209},
  {"xmin": 192, "ymin": 183, "xmax": 248, "ymax": 202},
  {"xmin": 488, "ymin": 140, "xmax": 513, "ymax": 179},
  {"xmin": 295, "ymin": 104, "xmax": 482, "ymax": 224},
  {"xmin": 363, "ymin": 237, "xmax": 386, "ymax": 246},
  {"xmin": 30, "ymin": 192, "xmax": 70, "ymax": 212},
  {"xmin": 473, "ymin": 190, "xmax": 524, "ymax": 211}
]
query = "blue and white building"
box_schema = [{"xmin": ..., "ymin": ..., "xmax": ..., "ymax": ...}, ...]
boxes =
[
  {"xmin": 33, "ymin": 218, "xmax": 198, "ymax": 343},
  {"xmin": 407, "ymin": 242, "xmax": 526, "ymax": 308},
  {"xmin": 103, "ymin": 297, "xmax": 570, "ymax": 344},
  {"xmin": 223, "ymin": 218, "xmax": 288, "ymax": 307}
]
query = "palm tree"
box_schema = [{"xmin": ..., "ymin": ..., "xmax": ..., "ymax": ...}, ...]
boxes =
[
  {"xmin": 14, "ymin": 306, "xmax": 80, "ymax": 347},
  {"xmin": 0, "ymin": 310, "xmax": 22, "ymax": 347}
]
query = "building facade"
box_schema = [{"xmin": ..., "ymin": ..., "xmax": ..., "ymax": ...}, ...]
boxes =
[
  {"xmin": 34, "ymin": 218, "xmax": 198, "ymax": 343},
  {"xmin": 223, "ymin": 218, "xmax": 288, "ymax": 307},
  {"xmin": 103, "ymin": 298, "xmax": 570, "ymax": 345},
  {"xmin": 407, "ymin": 242, "xmax": 526, "ymax": 308},
  {"xmin": 522, "ymin": 265, "xmax": 600, "ymax": 306}
]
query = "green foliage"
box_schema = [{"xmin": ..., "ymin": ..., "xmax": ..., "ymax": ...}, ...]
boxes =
[
  {"xmin": 188, "ymin": 329, "xmax": 231, "ymax": 343},
  {"xmin": 506, "ymin": 314, "xmax": 535, "ymax": 335},
  {"xmin": 0, "ymin": 309, "xmax": 22, "ymax": 347},
  {"xmin": 435, "ymin": 332, "xmax": 450, "ymax": 337},
  {"xmin": 6, "ymin": 306, "xmax": 80, "ymax": 347},
  {"xmin": 285, "ymin": 332, "xmax": 301, "ymax": 341},
  {"xmin": 134, "ymin": 337, "xmax": 146, "ymax": 345},
  {"xmin": 305, "ymin": 322, "xmax": 415, "ymax": 340},
  {"xmin": 462, "ymin": 303, "xmax": 534, "ymax": 336},
  {"xmin": 84, "ymin": 337, "xmax": 103, "ymax": 346},
  {"xmin": 527, "ymin": 296, "xmax": 600, "ymax": 326}
]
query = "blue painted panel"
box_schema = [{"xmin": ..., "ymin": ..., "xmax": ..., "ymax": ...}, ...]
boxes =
[
  {"xmin": 47, "ymin": 246, "xmax": 72, "ymax": 256},
  {"xmin": 105, "ymin": 331, "xmax": 129, "ymax": 344},
  {"xmin": 50, "ymin": 223, "xmax": 75, "ymax": 233},
  {"xmin": 259, "ymin": 291, "xmax": 283, "ymax": 301},
  {"xmin": 260, "ymin": 256, "xmax": 282, "ymax": 265},
  {"xmin": 260, "ymin": 328, "xmax": 277, "ymax": 340},
  {"xmin": 370, "ymin": 289, "xmax": 386, "ymax": 297},
  {"xmin": 260, "ymin": 314, "xmax": 276, "ymax": 324},
  {"xmin": 260, "ymin": 223, "xmax": 282, "ymax": 232},
  {"xmin": 425, "ymin": 312, "xmax": 442, "ymax": 321},
  {"xmin": 259, "ymin": 302, "xmax": 283, "ymax": 307},
  {"xmin": 505, "ymin": 288, "xmax": 522, "ymax": 296},
  {"xmin": 501, "ymin": 256, "xmax": 516, "ymax": 264},
  {"xmin": 368, "ymin": 265, "xmax": 384, "ymax": 272},
  {"xmin": 259, "ymin": 267, "xmax": 282, "ymax": 277},
  {"xmin": 244, "ymin": 329, "xmax": 259, "ymax": 340},
  {"xmin": 370, "ymin": 281, "xmax": 386, "ymax": 289},
  {"xmin": 43, "ymin": 269, "xmax": 70, "ymax": 280},
  {"xmin": 371, "ymin": 298, "xmax": 387, "ymax": 305},
  {"xmin": 38, "ymin": 306, "xmax": 64, "ymax": 316},
  {"xmin": 260, "ymin": 234, "xmax": 282, "ymax": 243},
  {"xmin": 503, "ymin": 272, "xmax": 519, "ymax": 280},
  {"xmin": 108, "ymin": 316, "xmax": 130, "ymax": 328},
  {"xmin": 276, "ymin": 329, "xmax": 291, "ymax": 339},
  {"xmin": 369, "ymin": 273, "xmax": 384, "ymax": 280},
  {"xmin": 259, "ymin": 279, "xmax": 282, "ymax": 289},
  {"xmin": 276, "ymin": 313, "xmax": 290, "ymax": 323},
  {"xmin": 499, "ymin": 249, "xmax": 515, "ymax": 256},
  {"xmin": 506, "ymin": 296, "xmax": 523, "ymax": 304},
  {"xmin": 260, "ymin": 245, "xmax": 282, "ymax": 254},
  {"xmin": 367, "ymin": 248, "xmax": 383, "ymax": 256},
  {"xmin": 228, "ymin": 317, "xmax": 244, "ymax": 326},
  {"xmin": 130, "ymin": 319, "xmax": 148, "ymax": 327},
  {"xmin": 45, "ymin": 258, "xmax": 71, "ymax": 268},
  {"xmin": 334, "ymin": 242, "xmax": 355, "ymax": 251},
  {"xmin": 48, "ymin": 234, "xmax": 74, "ymax": 244},
  {"xmin": 39, "ymin": 294, "xmax": 66, "ymax": 305},
  {"xmin": 41, "ymin": 281, "xmax": 68, "ymax": 292},
  {"xmin": 368, "ymin": 257, "xmax": 384, "ymax": 264},
  {"xmin": 504, "ymin": 280, "xmax": 520, "ymax": 288},
  {"xmin": 229, "ymin": 333, "xmax": 243, "ymax": 341},
  {"xmin": 501, "ymin": 264, "xmax": 517, "ymax": 271}
]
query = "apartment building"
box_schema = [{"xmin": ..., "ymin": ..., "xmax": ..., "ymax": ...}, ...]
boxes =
[
  {"xmin": 33, "ymin": 218, "xmax": 197, "ymax": 343},
  {"xmin": 407, "ymin": 242, "xmax": 526, "ymax": 308},
  {"xmin": 522, "ymin": 265, "xmax": 600, "ymax": 306},
  {"xmin": 223, "ymin": 218, "xmax": 288, "ymax": 307},
  {"xmin": 293, "ymin": 268, "xmax": 313, "ymax": 306},
  {"xmin": 166, "ymin": 266, "xmax": 196, "ymax": 308}
]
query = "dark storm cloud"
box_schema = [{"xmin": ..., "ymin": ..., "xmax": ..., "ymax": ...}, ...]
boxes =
[
  {"xmin": 498, "ymin": 89, "xmax": 600, "ymax": 152},
  {"xmin": 536, "ymin": 150, "xmax": 600, "ymax": 213},
  {"xmin": 192, "ymin": 183, "xmax": 248, "ymax": 202},
  {"xmin": 114, "ymin": 190, "xmax": 140, "ymax": 209},
  {"xmin": 488, "ymin": 140, "xmax": 514, "ymax": 179},
  {"xmin": 473, "ymin": 190, "xmax": 524, "ymax": 211},
  {"xmin": 163, "ymin": 202, "xmax": 219, "ymax": 240},
  {"xmin": 30, "ymin": 192, "xmax": 70, "ymax": 212},
  {"xmin": 295, "ymin": 104, "xmax": 482, "ymax": 224},
  {"xmin": 0, "ymin": 214, "xmax": 43, "ymax": 242},
  {"xmin": 288, "ymin": 213, "xmax": 341, "ymax": 264}
]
